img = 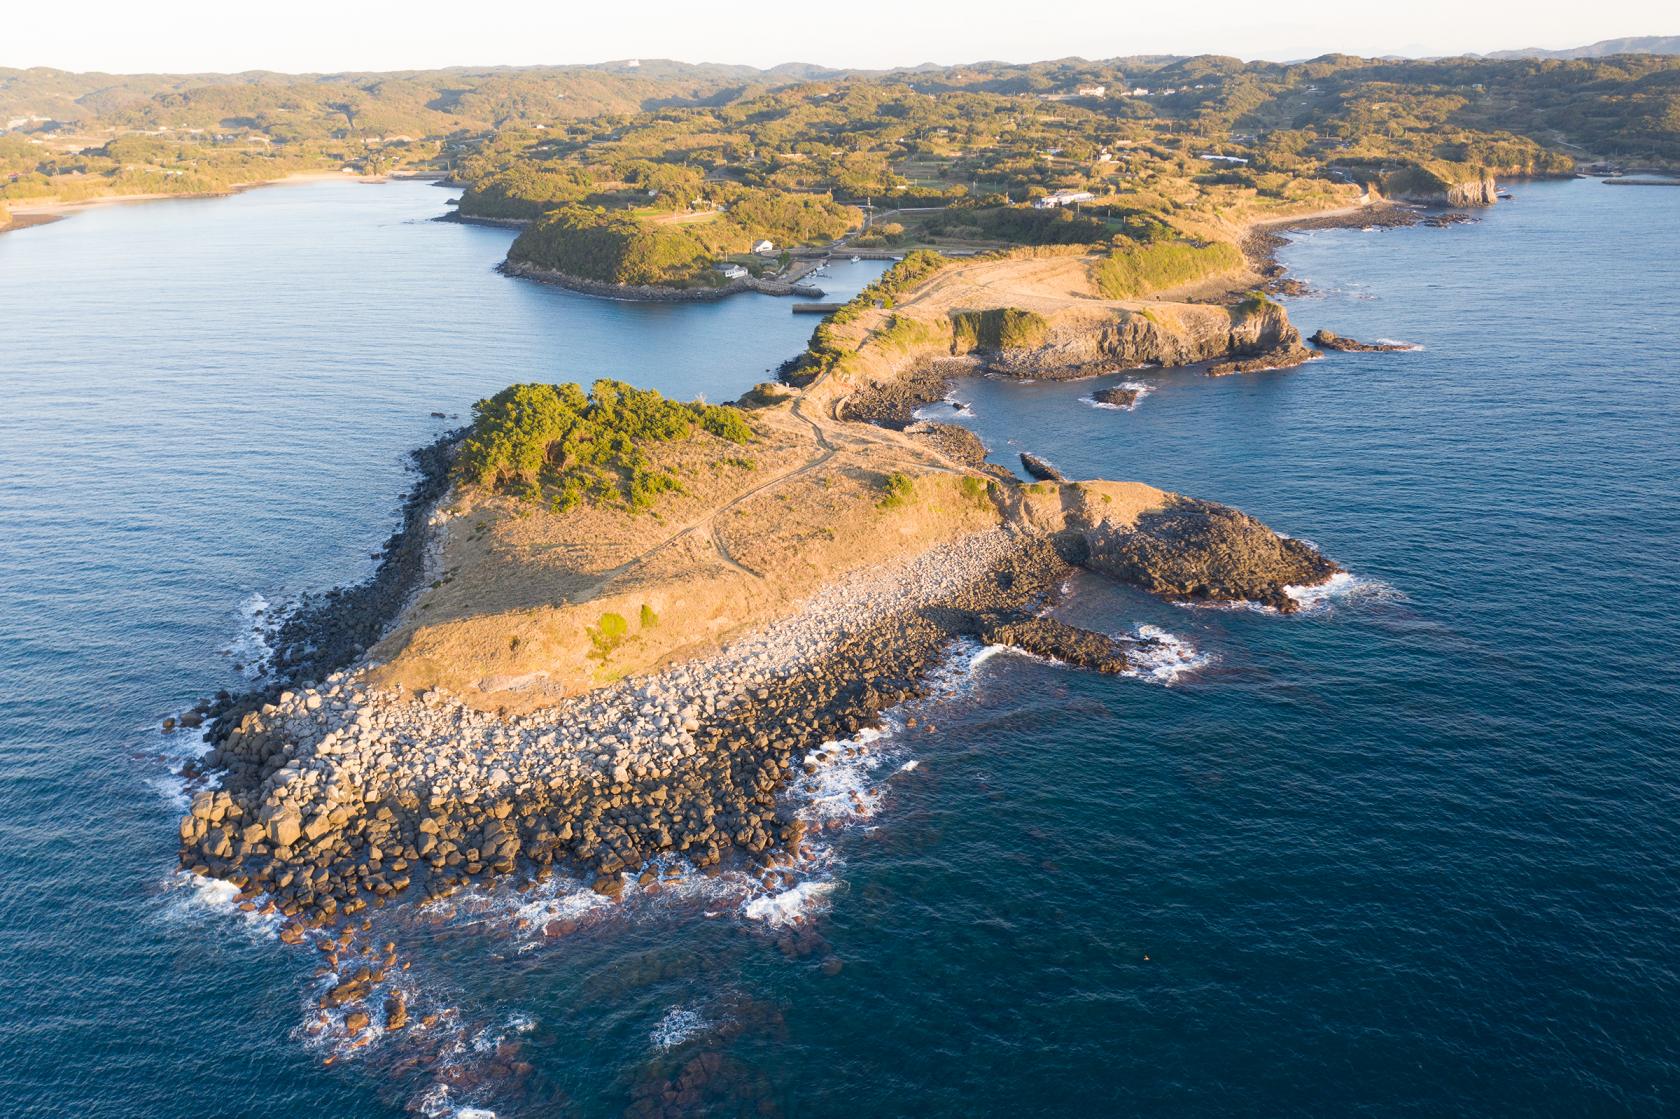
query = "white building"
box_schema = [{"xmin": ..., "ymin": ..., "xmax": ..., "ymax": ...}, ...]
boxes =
[
  {"xmin": 752, "ymin": 239, "xmax": 775, "ymax": 254},
  {"xmin": 1032, "ymin": 190, "xmax": 1096, "ymax": 209},
  {"xmin": 715, "ymin": 263, "xmax": 748, "ymax": 280},
  {"xmin": 1077, "ymin": 85, "xmax": 1107, "ymax": 97}
]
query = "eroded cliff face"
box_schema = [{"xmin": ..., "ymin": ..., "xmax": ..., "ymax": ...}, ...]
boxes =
[
  {"xmin": 986, "ymin": 300, "xmax": 1303, "ymax": 380},
  {"xmin": 1380, "ymin": 164, "xmax": 1499, "ymax": 208},
  {"xmin": 822, "ymin": 299, "xmax": 1310, "ymax": 424}
]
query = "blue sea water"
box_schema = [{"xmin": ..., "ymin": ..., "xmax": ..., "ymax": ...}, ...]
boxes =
[{"xmin": 0, "ymin": 178, "xmax": 1677, "ymax": 1117}]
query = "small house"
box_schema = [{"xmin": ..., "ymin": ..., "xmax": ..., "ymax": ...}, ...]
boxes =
[
  {"xmin": 752, "ymin": 239, "xmax": 775, "ymax": 254},
  {"xmin": 715, "ymin": 263, "xmax": 748, "ymax": 280},
  {"xmin": 1031, "ymin": 190, "xmax": 1096, "ymax": 210}
]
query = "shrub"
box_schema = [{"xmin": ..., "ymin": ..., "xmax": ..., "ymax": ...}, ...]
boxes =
[
  {"xmin": 640, "ymin": 603, "xmax": 659, "ymax": 628},
  {"xmin": 926, "ymin": 204, "xmax": 1108, "ymax": 245},
  {"xmin": 509, "ymin": 205, "xmax": 712, "ymax": 286},
  {"xmin": 878, "ymin": 472, "xmax": 914, "ymax": 509},
  {"xmin": 589, "ymin": 612, "xmax": 629, "ymax": 659}
]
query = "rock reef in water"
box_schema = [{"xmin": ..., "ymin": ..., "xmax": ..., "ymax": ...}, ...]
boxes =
[
  {"xmin": 1091, "ymin": 386, "xmax": 1141, "ymax": 408},
  {"xmin": 1310, "ymin": 329, "xmax": 1416, "ymax": 352},
  {"xmin": 1077, "ymin": 496, "xmax": 1340, "ymax": 613}
]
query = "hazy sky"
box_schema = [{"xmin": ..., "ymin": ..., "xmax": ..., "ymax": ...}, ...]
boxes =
[{"xmin": 11, "ymin": 0, "xmax": 1675, "ymax": 73}]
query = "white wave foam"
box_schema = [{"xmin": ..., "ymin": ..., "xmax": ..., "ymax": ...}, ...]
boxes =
[
  {"xmin": 1174, "ymin": 570, "xmax": 1399, "ymax": 616},
  {"xmin": 148, "ymin": 774, "xmax": 195, "ymax": 812},
  {"xmin": 742, "ymin": 880, "xmax": 836, "ymax": 928},
  {"xmin": 1125, "ymin": 625, "xmax": 1211, "ymax": 685},
  {"xmin": 911, "ymin": 398, "xmax": 972, "ymax": 422},
  {"xmin": 1284, "ymin": 570, "xmax": 1401, "ymax": 612},
  {"xmin": 509, "ymin": 879, "xmax": 612, "ymax": 932},
  {"xmin": 159, "ymin": 870, "xmax": 283, "ymax": 939},
  {"xmin": 470, "ymin": 1013, "xmax": 536, "ymax": 1053},
  {"xmin": 415, "ymin": 1087, "xmax": 498, "ymax": 1119},
  {"xmin": 219, "ymin": 591, "xmax": 284, "ymax": 678},
  {"xmin": 899, "ymin": 759, "xmax": 919, "ymax": 773},
  {"xmin": 1373, "ymin": 338, "xmax": 1425, "ymax": 351},
  {"xmin": 650, "ymin": 1006, "xmax": 712, "ymax": 1051},
  {"xmin": 788, "ymin": 719, "xmax": 902, "ymax": 841}
]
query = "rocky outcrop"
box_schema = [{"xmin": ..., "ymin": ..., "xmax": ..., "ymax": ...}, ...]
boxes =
[
  {"xmin": 974, "ymin": 617, "xmax": 1131, "ymax": 673},
  {"xmin": 833, "ymin": 356, "xmax": 977, "ymax": 426},
  {"xmin": 904, "ymin": 420, "xmax": 993, "ymax": 469},
  {"xmin": 1310, "ymin": 330, "xmax": 1416, "ymax": 352},
  {"xmin": 985, "ymin": 300, "xmax": 1306, "ymax": 381},
  {"xmin": 1092, "ymin": 386, "xmax": 1141, "ymax": 408},
  {"xmin": 1078, "ymin": 496, "xmax": 1340, "ymax": 612},
  {"xmin": 1207, "ymin": 345, "xmax": 1318, "ymax": 376},
  {"xmin": 1020, "ymin": 452, "xmax": 1066, "ymax": 482},
  {"xmin": 1381, "ymin": 163, "xmax": 1499, "ymax": 208}
]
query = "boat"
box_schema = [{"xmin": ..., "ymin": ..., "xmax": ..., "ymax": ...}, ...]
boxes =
[{"xmin": 850, "ymin": 255, "xmax": 861, "ymax": 263}]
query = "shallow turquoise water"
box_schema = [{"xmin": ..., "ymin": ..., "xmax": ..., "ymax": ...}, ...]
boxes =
[{"xmin": 1, "ymin": 178, "xmax": 1676, "ymax": 1116}]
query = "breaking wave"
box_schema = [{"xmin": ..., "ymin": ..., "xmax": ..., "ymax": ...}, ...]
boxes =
[{"xmin": 1125, "ymin": 625, "xmax": 1212, "ymax": 684}]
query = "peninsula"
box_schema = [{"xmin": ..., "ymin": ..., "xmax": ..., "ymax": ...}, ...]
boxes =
[
  {"xmin": 179, "ymin": 240, "xmax": 1346, "ymax": 938},
  {"xmin": 148, "ymin": 42, "xmax": 1680, "ymax": 1057}
]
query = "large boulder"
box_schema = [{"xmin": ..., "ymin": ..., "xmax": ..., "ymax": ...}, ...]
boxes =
[{"xmin": 261, "ymin": 804, "xmax": 303, "ymax": 848}]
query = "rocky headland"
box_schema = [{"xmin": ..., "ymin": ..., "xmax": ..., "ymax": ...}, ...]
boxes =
[{"xmin": 179, "ymin": 248, "xmax": 1345, "ymax": 944}]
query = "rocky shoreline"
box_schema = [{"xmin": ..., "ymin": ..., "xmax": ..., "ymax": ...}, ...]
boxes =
[
  {"xmin": 499, "ymin": 260, "xmax": 823, "ymax": 302},
  {"xmin": 181, "ymin": 487, "xmax": 1339, "ymax": 934},
  {"xmin": 186, "ymin": 432, "xmax": 458, "ymax": 753},
  {"xmin": 183, "ymin": 530, "xmax": 1072, "ymax": 926}
]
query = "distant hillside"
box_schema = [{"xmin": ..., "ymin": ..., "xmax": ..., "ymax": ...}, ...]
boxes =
[
  {"xmin": 1487, "ymin": 35, "xmax": 1680, "ymax": 60},
  {"xmin": 0, "ymin": 61, "xmax": 844, "ymax": 132}
]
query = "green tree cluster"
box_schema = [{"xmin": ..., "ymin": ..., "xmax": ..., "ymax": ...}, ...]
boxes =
[{"xmin": 455, "ymin": 379, "xmax": 754, "ymax": 512}]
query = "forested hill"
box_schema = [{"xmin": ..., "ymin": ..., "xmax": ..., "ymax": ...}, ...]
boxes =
[
  {"xmin": 0, "ymin": 61, "xmax": 840, "ymax": 134},
  {"xmin": 1487, "ymin": 36, "xmax": 1680, "ymax": 60},
  {"xmin": 3, "ymin": 52, "xmax": 1676, "ymax": 216}
]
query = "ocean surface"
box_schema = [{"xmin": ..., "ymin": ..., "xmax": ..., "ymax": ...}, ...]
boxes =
[{"xmin": 1, "ymin": 177, "xmax": 1676, "ymax": 1117}]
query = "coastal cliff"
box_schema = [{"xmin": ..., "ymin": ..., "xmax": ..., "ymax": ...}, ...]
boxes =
[
  {"xmin": 809, "ymin": 253, "xmax": 1314, "ymax": 423},
  {"xmin": 1380, "ymin": 162, "xmax": 1500, "ymax": 207}
]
